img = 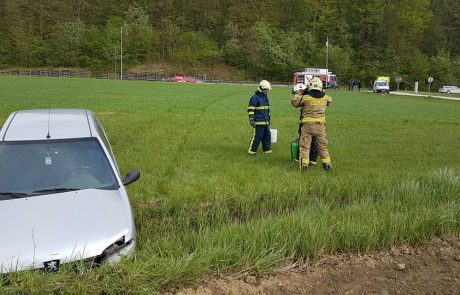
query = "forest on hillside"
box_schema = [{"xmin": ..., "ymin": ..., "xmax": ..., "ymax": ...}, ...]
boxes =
[{"xmin": 0, "ymin": 0, "xmax": 459, "ymax": 88}]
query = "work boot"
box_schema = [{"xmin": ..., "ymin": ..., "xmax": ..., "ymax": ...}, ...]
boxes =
[
  {"xmin": 300, "ymin": 165, "xmax": 309, "ymax": 173},
  {"xmin": 300, "ymin": 158, "xmax": 309, "ymax": 167},
  {"xmin": 248, "ymin": 150, "xmax": 256, "ymax": 156},
  {"xmin": 309, "ymin": 161, "xmax": 317, "ymax": 167},
  {"xmin": 322, "ymin": 163, "xmax": 332, "ymax": 171},
  {"xmin": 264, "ymin": 150, "xmax": 272, "ymax": 154}
]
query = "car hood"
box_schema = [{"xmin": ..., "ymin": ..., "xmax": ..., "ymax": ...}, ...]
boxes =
[{"xmin": 0, "ymin": 189, "xmax": 132, "ymax": 273}]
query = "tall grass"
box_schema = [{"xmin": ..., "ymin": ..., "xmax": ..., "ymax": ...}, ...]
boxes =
[{"xmin": 1, "ymin": 77, "xmax": 459, "ymax": 294}]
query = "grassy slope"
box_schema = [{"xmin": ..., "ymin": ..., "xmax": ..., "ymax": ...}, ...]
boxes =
[{"xmin": 0, "ymin": 77, "xmax": 459, "ymax": 294}]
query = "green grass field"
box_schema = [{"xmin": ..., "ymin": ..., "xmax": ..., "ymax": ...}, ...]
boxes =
[{"xmin": 1, "ymin": 77, "xmax": 459, "ymax": 294}]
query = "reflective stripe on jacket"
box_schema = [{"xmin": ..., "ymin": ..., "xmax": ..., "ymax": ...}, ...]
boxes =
[
  {"xmin": 291, "ymin": 90, "xmax": 332, "ymax": 124},
  {"xmin": 248, "ymin": 91, "xmax": 270, "ymax": 125}
]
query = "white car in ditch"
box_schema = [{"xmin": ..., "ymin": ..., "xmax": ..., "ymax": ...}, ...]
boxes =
[{"xmin": 0, "ymin": 109, "xmax": 140, "ymax": 273}]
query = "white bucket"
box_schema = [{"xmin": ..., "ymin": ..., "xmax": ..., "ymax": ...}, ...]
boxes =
[{"xmin": 270, "ymin": 128, "xmax": 278, "ymax": 143}]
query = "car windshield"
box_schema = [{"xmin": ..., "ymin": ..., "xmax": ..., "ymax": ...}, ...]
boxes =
[
  {"xmin": 0, "ymin": 138, "xmax": 119, "ymax": 199},
  {"xmin": 375, "ymin": 82, "xmax": 387, "ymax": 86}
]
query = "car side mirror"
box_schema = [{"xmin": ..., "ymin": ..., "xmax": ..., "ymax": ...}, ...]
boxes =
[{"xmin": 122, "ymin": 170, "xmax": 140, "ymax": 186}]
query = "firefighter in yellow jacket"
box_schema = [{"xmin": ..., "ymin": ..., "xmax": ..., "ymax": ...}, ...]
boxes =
[{"xmin": 291, "ymin": 77, "xmax": 332, "ymax": 172}]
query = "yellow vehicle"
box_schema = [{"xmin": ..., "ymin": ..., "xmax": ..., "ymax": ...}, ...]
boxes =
[{"xmin": 376, "ymin": 76, "xmax": 390, "ymax": 84}]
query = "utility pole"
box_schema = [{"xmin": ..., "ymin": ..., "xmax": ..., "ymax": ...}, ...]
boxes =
[
  {"xmin": 120, "ymin": 26, "xmax": 123, "ymax": 80},
  {"xmin": 326, "ymin": 36, "xmax": 329, "ymax": 70},
  {"xmin": 326, "ymin": 36, "xmax": 329, "ymax": 88}
]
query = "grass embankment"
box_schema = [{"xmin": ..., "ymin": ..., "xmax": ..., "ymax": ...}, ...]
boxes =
[{"xmin": 0, "ymin": 77, "xmax": 459, "ymax": 294}]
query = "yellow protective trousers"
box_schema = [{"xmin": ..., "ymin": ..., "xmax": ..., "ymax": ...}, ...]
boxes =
[{"xmin": 299, "ymin": 122, "xmax": 331, "ymax": 166}]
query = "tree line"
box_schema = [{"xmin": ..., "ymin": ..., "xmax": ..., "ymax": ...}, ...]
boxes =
[{"xmin": 0, "ymin": 0, "xmax": 459, "ymax": 89}]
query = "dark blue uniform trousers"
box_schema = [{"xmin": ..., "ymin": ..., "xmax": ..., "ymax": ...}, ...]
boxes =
[{"xmin": 249, "ymin": 125, "xmax": 271, "ymax": 153}]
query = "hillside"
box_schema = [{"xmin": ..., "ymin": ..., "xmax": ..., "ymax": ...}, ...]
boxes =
[{"xmin": 0, "ymin": 0, "xmax": 459, "ymax": 87}]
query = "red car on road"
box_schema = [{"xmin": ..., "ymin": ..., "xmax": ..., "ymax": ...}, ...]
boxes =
[{"xmin": 171, "ymin": 76, "xmax": 203, "ymax": 83}]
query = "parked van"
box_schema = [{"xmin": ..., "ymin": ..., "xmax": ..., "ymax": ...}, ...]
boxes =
[{"xmin": 373, "ymin": 76, "xmax": 390, "ymax": 93}]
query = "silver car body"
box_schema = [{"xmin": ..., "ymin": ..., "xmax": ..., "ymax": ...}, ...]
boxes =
[
  {"xmin": 438, "ymin": 86, "xmax": 460, "ymax": 94},
  {"xmin": 0, "ymin": 109, "xmax": 137, "ymax": 273},
  {"xmin": 373, "ymin": 80, "xmax": 390, "ymax": 93}
]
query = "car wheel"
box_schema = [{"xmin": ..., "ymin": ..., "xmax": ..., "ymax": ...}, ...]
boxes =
[{"xmin": 447, "ymin": 91, "xmax": 451, "ymax": 94}]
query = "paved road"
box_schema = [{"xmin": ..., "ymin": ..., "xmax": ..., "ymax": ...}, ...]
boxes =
[{"xmin": 390, "ymin": 91, "xmax": 460, "ymax": 101}]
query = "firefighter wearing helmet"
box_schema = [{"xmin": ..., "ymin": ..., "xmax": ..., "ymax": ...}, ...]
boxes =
[
  {"xmin": 291, "ymin": 77, "xmax": 332, "ymax": 172},
  {"xmin": 291, "ymin": 83, "xmax": 319, "ymax": 164},
  {"xmin": 247, "ymin": 80, "xmax": 272, "ymax": 155},
  {"xmin": 292, "ymin": 82, "xmax": 307, "ymax": 94}
]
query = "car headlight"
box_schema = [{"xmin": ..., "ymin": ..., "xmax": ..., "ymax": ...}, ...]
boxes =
[{"xmin": 99, "ymin": 237, "xmax": 136, "ymax": 265}]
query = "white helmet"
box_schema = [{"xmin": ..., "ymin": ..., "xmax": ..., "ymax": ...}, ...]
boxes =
[
  {"xmin": 292, "ymin": 83, "xmax": 307, "ymax": 94},
  {"xmin": 259, "ymin": 80, "xmax": 272, "ymax": 90},
  {"xmin": 310, "ymin": 77, "xmax": 323, "ymax": 91}
]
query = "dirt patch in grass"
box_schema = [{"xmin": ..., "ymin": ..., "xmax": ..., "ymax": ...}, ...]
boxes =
[{"xmin": 173, "ymin": 236, "xmax": 460, "ymax": 295}]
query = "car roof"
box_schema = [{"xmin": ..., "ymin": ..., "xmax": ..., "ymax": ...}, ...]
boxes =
[{"xmin": 0, "ymin": 109, "xmax": 99, "ymax": 141}]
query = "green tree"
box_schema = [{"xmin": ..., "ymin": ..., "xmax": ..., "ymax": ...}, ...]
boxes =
[
  {"xmin": 80, "ymin": 25, "xmax": 107, "ymax": 72},
  {"xmin": 9, "ymin": 26, "xmax": 50, "ymax": 66},
  {"xmin": 327, "ymin": 45, "xmax": 354, "ymax": 82},
  {"xmin": 52, "ymin": 21, "xmax": 86, "ymax": 67},
  {"xmin": 0, "ymin": 0, "xmax": 458, "ymax": 82},
  {"xmin": 170, "ymin": 31, "xmax": 220, "ymax": 66},
  {"xmin": 431, "ymin": 0, "xmax": 460, "ymax": 56},
  {"xmin": 241, "ymin": 21, "xmax": 303, "ymax": 79},
  {"xmin": 103, "ymin": 17, "xmax": 124, "ymax": 73},
  {"xmin": 158, "ymin": 17, "xmax": 181, "ymax": 62},
  {"xmin": 429, "ymin": 49, "xmax": 455, "ymax": 89},
  {"xmin": 123, "ymin": 5, "xmax": 160, "ymax": 64},
  {"xmin": 452, "ymin": 57, "xmax": 460, "ymax": 85},
  {"xmin": 222, "ymin": 22, "xmax": 245, "ymax": 69}
]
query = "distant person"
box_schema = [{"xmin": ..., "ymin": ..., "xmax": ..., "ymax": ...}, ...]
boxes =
[
  {"xmin": 291, "ymin": 77, "xmax": 332, "ymax": 172},
  {"xmin": 247, "ymin": 80, "xmax": 272, "ymax": 155}
]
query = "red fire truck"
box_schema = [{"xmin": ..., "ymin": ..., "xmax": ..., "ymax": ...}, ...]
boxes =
[{"xmin": 293, "ymin": 68, "xmax": 337, "ymax": 89}]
